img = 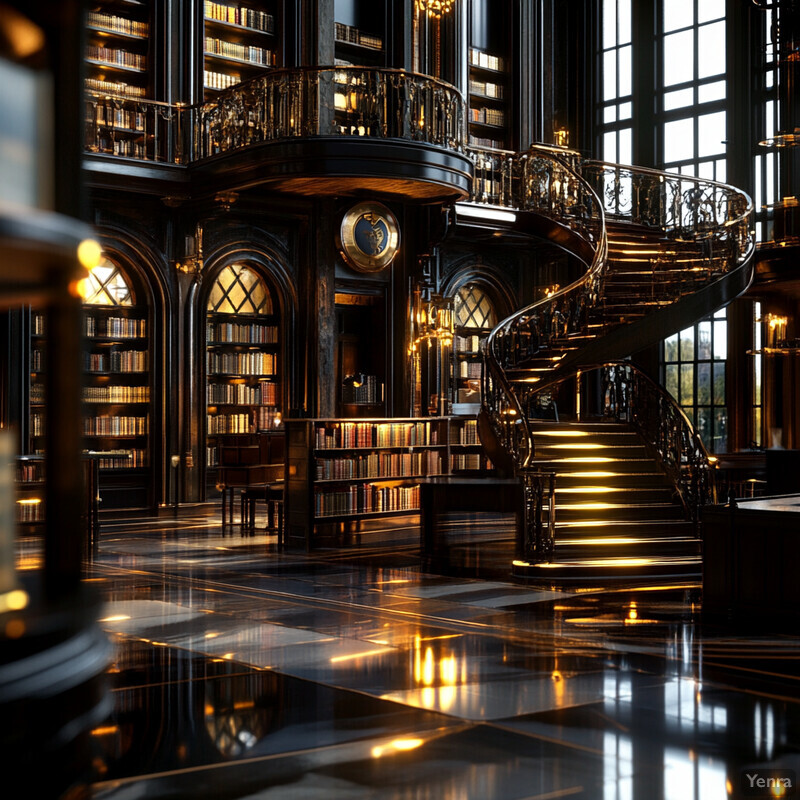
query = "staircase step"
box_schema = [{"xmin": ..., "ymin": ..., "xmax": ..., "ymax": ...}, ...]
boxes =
[
  {"xmin": 553, "ymin": 518, "xmax": 694, "ymax": 538},
  {"xmin": 553, "ymin": 471, "xmax": 671, "ymax": 489},
  {"xmin": 554, "ymin": 501, "xmax": 686, "ymax": 522},
  {"xmin": 554, "ymin": 535, "xmax": 701, "ymax": 560},
  {"xmin": 512, "ymin": 554, "xmax": 702, "ymax": 582},
  {"xmin": 554, "ymin": 485, "xmax": 675, "ymax": 504},
  {"xmin": 531, "ymin": 457, "xmax": 662, "ymax": 473}
]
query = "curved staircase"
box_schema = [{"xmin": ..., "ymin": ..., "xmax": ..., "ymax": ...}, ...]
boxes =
[{"xmin": 475, "ymin": 148, "xmax": 755, "ymax": 580}]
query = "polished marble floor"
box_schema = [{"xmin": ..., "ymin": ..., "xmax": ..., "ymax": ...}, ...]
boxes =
[{"xmin": 37, "ymin": 510, "xmax": 800, "ymax": 799}]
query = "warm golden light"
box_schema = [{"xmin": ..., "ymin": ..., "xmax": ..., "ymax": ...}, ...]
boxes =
[
  {"xmin": 535, "ymin": 430, "xmax": 590, "ymax": 437},
  {"xmin": 372, "ymin": 738, "xmax": 424, "ymax": 758},
  {"xmin": 418, "ymin": 0, "xmax": 454, "ymax": 18},
  {"xmin": 77, "ymin": 239, "xmax": 104, "ymax": 270},
  {"xmin": 98, "ymin": 614, "xmax": 130, "ymax": 623},
  {"xmin": 330, "ymin": 647, "xmax": 394, "ymax": 663},
  {"xmin": 548, "ymin": 443, "xmax": 606, "ymax": 450},
  {"xmin": 0, "ymin": 589, "xmax": 29, "ymax": 613}
]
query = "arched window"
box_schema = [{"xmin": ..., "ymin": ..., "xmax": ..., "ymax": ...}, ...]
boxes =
[
  {"xmin": 208, "ymin": 264, "xmax": 272, "ymax": 315},
  {"xmin": 83, "ymin": 257, "xmax": 134, "ymax": 306},
  {"xmin": 453, "ymin": 284, "xmax": 497, "ymax": 410}
]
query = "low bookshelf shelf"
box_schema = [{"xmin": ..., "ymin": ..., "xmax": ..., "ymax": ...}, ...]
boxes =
[{"xmin": 284, "ymin": 416, "xmax": 490, "ymax": 550}]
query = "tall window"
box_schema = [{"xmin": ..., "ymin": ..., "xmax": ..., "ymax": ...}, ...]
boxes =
[
  {"xmin": 662, "ymin": 308, "xmax": 727, "ymax": 453},
  {"xmin": 208, "ymin": 264, "xmax": 272, "ymax": 315},
  {"xmin": 453, "ymin": 284, "xmax": 497, "ymax": 408},
  {"xmin": 598, "ymin": 0, "xmax": 632, "ymax": 164},
  {"xmin": 658, "ymin": 0, "xmax": 727, "ymax": 180}
]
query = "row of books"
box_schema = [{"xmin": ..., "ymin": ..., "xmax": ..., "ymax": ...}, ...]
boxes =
[
  {"xmin": 92, "ymin": 449, "xmax": 148, "ymax": 469},
  {"xmin": 315, "ymin": 452, "xmax": 443, "ymax": 481},
  {"xmin": 315, "ymin": 484, "xmax": 420, "ymax": 518},
  {"xmin": 469, "ymin": 107, "xmax": 506, "ymax": 127},
  {"xmin": 83, "ymin": 386, "xmax": 150, "ymax": 404},
  {"xmin": 16, "ymin": 464, "xmax": 42, "ymax": 483},
  {"xmin": 315, "ymin": 421, "xmax": 438, "ymax": 450},
  {"xmin": 205, "ymin": 37, "xmax": 272, "ymax": 65},
  {"xmin": 456, "ymin": 334, "xmax": 484, "ymax": 353},
  {"xmin": 84, "ymin": 416, "xmax": 148, "ymax": 436},
  {"xmin": 84, "ymin": 351, "xmax": 148, "ymax": 373},
  {"xmin": 451, "ymin": 454, "xmax": 489, "ymax": 471},
  {"xmin": 208, "ymin": 351, "xmax": 276, "ymax": 375},
  {"xmin": 204, "ymin": 69, "xmax": 240, "ymax": 91},
  {"xmin": 452, "ymin": 419, "xmax": 480, "ymax": 445},
  {"xmin": 469, "ymin": 48, "xmax": 505, "ymax": 72},
  {"xmin": 90, "ymin": 106, "xmax": 148, "ymax": 132},
  {"xmin": 85, "ymin": 316, "xmax": 147, "ymax": 338},
  {"xmin": 208, "ymin": 412, "xmax": 252, "ymax": 434},
  {"xmin": 17, "ymin": 499, "xmax": 43, "ymax": 523},
  {"xmin": 204, "ymin": 2, "xmax": 275, "ymax": 33},
  {"xmin": 459, "ymin": 361, "xmax": 483, "ymax": 379},
  {"xmin": 207, "ymin": 322, "xmax": 278, "ymax": 343},
  {"xmin": 469, "ymin": 134, "xmax": 506, "ymax": 150},
  {"xmin": 334, "ymin": 22, "xmax": 382, "ymax": 50},
  {"xmin": 88, "ymin": 12, "xmax": 149, "ymax": 38},
  {"xmin": 207, "ymin": 382, "xmax": 277, "ymax": 405},
  {"xmin": 87, "ymin": 46, "xmax": 147, "ymax": 71},
  {"xmin": 469, "ymin": 79, "xmax": 504, "ymax": 99},
  {"xmin": 85, "ymin": 78, "xmax": 147, "ymax": 98}
]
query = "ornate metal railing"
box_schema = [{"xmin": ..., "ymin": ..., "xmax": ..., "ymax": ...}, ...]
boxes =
[
  {"xmin": 84, "ymin": 93, "xmax": 190, "ymax": 164},
  {"xmin": 481, "ymin": 145, "xmax": 608, "ymax": 469},
  {"xmin": 581, "ymin": 159, "xmax": 753, "ymax": 267},
  {"xmin": 194, "ymin": 67, "xmax": 466, "ymax": 160},
  {"xmin": 518, "ymin": 471, "xmax": 557, "ymax": 564},
  {"xmin": 599, "ymin": 362, "xmax": 716, "ymax": 523}
]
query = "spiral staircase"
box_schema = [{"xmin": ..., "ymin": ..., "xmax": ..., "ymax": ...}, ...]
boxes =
[{"xmin": 474, "ymin": 146, "xmax": 755, "ymax": 580}]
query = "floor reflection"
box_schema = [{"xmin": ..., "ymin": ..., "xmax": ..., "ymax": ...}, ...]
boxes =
[{"xmin": 39, "ymin": 512, "xmax": 800, "ymax": 799}]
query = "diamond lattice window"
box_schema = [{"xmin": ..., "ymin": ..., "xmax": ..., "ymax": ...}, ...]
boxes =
[
  {"xmin": 208, "ymin": 265, "xmax": 272, "ymax": 315},
  {"xmin": 455, "ymin": 285, "xmax": 496, "ymax": 330},
  {"xmin": 83, "ymin": 258, "xmax": 133, "ymax": 306}
]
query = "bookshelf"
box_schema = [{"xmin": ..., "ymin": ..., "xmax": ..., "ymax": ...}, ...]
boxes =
[
  {"xmin": 449, "ymin": 417, "xmax": 493, "ymax": 474},
  {"xmin": 15, "ymin": 456, "xmax": 45, "ymax": 529},
  {"xmin": 205, "ymin": 265, "xmax": 281, "ymax": 488},
  {"xmin": 203, "ymin": 1, "xmax": 278, "ymax": 100},
  {"xmin": 333, "ymin": 0, "xmax": 385, "ymax": 67},
  {"xmin": 467, "ymin": 47, "xmax": 510, "ymax": 150},
  {"xmin": 85, "ymin": 1, "xmax": 152, "ymax": 99},
  {"xmin": 285, "ymin": 417, "xmax": 495, "ymax": 550}
]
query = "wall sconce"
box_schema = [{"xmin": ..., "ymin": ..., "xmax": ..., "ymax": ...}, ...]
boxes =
[
  {"xmin": 175, "ymin": 223, "xmax": 204, "ymax": 276},
  {"xmin": 418, "ymin": 0, "xmax": 454, "ymax": 19},
  {"xmin": 554, "ymin": 128, "xmax": 569, "ymax": 148},
  {"xmin": 766, "ymin": 313, "xmax": 788, "ymax": 347}
]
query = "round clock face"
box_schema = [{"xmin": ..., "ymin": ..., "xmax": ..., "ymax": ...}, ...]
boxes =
[{"xmin": 338, "ymin": 202, "xmax": 400, "ymax": 273}]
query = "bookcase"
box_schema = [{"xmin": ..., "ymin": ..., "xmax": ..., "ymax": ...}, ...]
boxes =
[
  {"xmin": 449, "ymin": 417, "xmax": 493, "ymax": 473},
  {"xmin": 203, "ymin": 0, "xmax": 279, "ymax": 100},
  {"xmin": 333, "ymin": 0, "xmax": 385, "ymax": 67},
  {"xmin": 468, "ymin": 48, "xmax": 509, "ymax": 150},
  {"xmin": 86, "ymin": 1, "xmax": 153, "ymax": 99},
  {"xmin": 206, "ymin": 313, "xmax": 281, "ymax": 475},
  {"xmin": 15, "ymin": 456, "xmax": 45, "ymax": 530},
  {"xmin": 285, "ymin": 416, "xmax": 492, "ymax": 550}
]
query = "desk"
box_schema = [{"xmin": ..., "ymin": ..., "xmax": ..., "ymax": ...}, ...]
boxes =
[
  {"xmin": 420, "ymin": 477, "xmax": 524, "ymax": 559},
  {"xmin": 218, "ymin": 463, "xmax": 279, "ymax": 532}
]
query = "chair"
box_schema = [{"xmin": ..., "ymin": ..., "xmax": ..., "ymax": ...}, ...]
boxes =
[{"xmin": 240, "ymin": 433, "xmax": 286, "ymax": 544}]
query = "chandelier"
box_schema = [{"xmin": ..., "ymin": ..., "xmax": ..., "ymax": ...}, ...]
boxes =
[{"xmin": 418, "ymin": 0, "xmax": 454, "ymax": 19}]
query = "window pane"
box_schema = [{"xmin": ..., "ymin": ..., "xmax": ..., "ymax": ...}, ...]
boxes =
[
  {"xmin": 619, "ymin": 128, "xmax": 632, "ymax": 163},
  {"xmin": 664, "ymin": 30, "xmax": 694, "ymax": 86},
  {"xmin": 664, "ymin": 88, "xmax": 694, "ymax": 110},
  {"xmin": 713, "ymin": 362, "xmax": 726, "ymax": 405},
  {"xmin": 666, "ymin": 364, "xmax": 679, "ymax": 398},
  {"xmin": 604, "ymin": 131, "xmax": 618, "ymax": 162},
  {"xmin": 713, "ymin": 320, "xmax": 727, "ymax": 358},
  {"xmin": 618, "ymin": 101, "xmax": 632, "ymax": 119},
  {"xmin": 604, "ymin": 105, "xmax": 617, "ymax": 123},
  {"xmin": 681, "ymin": 364, "xmax": 694, "ymax": 400},
  {"xmin": 698, "ymin": 80, "xmax": 726, "ymax": 103},
  {"xmin": 713, "ymin": 408, "xmax": 727, "ymax": 452},
  {"xmin": 604, "ymin": 50, "xmax": 618, "ymax": 100},
  {"xmin": 618, "ymin": 45, "xmax": 632, "ymax": 96},
  {"xmin": 618, "ymin": 0, "xmax": 632, "ymax": 44},
  {"xmin": 603, "ymin": 0, "xmax": 618, "ymax": 48},
  {"xmin": 697, "ymin": 321, "xmax": 712, "ymax": 359},
  {"xmin": 698, "ymin": 0, "xmax": 725, "ymax": 24},
  {"xmin": 664, "ymin": 334, "xmax": 679, "ymax": 361},
  {"xmin": 680, "ymin": 327, "xmax": 695, "ymax": 360},
  {"xmin": 697, "ymin": 362, "xmax": 711, "ymax": 404},
  {"xmin": 698, "ymin": 22, "xmax": 725, "ymax": 79},
  {"xmin": 664, "ymin": 0, "xmax": 694, "ymax": 33},
  {"xmin": 664, "ymin": 118, "xmax": 695, "ymax": 163},
  {"xmin": 698, "ymin": 111, "xmax": 726, "ymax": 158},
  {"xmin": 697, "ymin": 406, "xmax": 712, "ymax": 443}
]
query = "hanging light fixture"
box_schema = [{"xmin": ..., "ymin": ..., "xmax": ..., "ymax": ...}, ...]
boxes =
[{"xmin": 418, "ymin": 0, "xmax": 454, "ymax": 19}]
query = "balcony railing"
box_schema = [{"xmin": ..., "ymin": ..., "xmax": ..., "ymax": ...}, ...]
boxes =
[{"xmin": 83, "ymin": 69, "xmax": 466, "ymax": 165}]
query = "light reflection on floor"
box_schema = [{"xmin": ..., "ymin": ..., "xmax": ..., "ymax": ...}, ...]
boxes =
[{"xmin": 22, "ymin": 510, "xmax": 800, "ymax": 799}]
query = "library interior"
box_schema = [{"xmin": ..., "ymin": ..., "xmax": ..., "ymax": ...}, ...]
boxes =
[{"xmin": 1, "ymin": 0, "xmax": 800, "ymax": 798}]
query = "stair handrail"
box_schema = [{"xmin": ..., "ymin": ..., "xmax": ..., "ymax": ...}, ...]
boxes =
[
  {"xmin": 482, "ymin": 145, "xmax": 608, "ymax": 469},
  {"xmin": 598, "ymin": 361, "xmax": 716, "ymax": 524},
  {"xmin": 580, "ymin": 158, "xmax": 754, "ymax": 268}
]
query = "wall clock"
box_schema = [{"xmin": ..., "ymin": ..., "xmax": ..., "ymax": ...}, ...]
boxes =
[{"xmin": 337, "ymin": 202, "xmax": 400, "ymax": 273}]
